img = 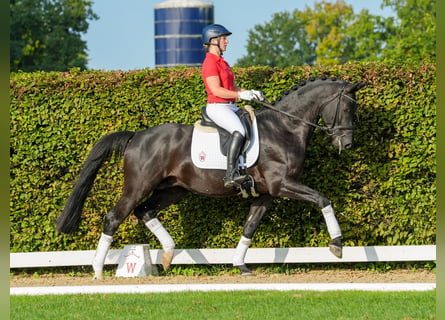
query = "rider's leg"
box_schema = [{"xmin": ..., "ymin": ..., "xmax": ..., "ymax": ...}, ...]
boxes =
[
  {"xmin": 206, "ymin": 103, "xmax": 247, "ymax": 187},
  {"xmin": 223, "ymin": 131, "xmax": 247, "ymax": 187}
]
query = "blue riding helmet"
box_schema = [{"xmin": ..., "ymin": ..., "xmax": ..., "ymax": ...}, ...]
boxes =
[{"xmin": 202, "ymin": 24, "xmax": 232, "ymax": 45}]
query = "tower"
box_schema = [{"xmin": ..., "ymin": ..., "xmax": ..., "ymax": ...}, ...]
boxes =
[{"xmin": 154, "ymin": 0, "xmax": 214, "ymax": 68}]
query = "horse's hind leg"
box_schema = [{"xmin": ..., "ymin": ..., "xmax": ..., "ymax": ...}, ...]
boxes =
[
  {"xmin": 133, "ymin": 187, "xmax": 188, "ymax": 271},
  {"xmin": 92, "ymin": 190, "xmax": 145, "ymax": 279}
]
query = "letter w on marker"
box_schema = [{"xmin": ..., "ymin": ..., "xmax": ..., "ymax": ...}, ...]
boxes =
[{"xmin": 126, "ymin": 262, "xmax": 137, "ymax": 273}]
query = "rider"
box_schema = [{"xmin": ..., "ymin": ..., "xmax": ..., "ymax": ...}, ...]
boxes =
[{"xmin": 201, "ymin": 23, "xmax": 264, "ymax": 188}]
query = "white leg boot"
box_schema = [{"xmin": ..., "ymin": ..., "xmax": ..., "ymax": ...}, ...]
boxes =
[
  {"xmin": 232, "ymin": 235, "xmax": 253, "ymax": 276},
  {"xmin": 321, "ymin": 205, "xmax": 342, "ymax": 239},
  {"xmin": 322, "ymin": 205, "xmax": 343, "ymax": 258},
  {"xmin": 145, "ymin": 218, "xmax": 175, "ymax": 270},
  {"xmin": 92, "ymin": 233, "xmax": 113, "ymax": 279}
]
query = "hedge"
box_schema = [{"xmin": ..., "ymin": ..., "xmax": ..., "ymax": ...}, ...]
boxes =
[{"xmin": 10, "ymin": 62, "xmax": 436, "ymax": 253}]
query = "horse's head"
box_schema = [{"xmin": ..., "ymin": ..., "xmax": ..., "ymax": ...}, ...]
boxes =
[
  {"xmin": 260, "ymin": 78, "xmax": 366, "ymax": 152},
  {"xmin": 318, "ymin": 81, "xmax": 366, "ymax": 151}
]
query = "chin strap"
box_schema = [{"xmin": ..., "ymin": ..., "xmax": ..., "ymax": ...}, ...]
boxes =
[{"xmin": 208, "ymin": 37, "xmax": 224, "ymax": 56}]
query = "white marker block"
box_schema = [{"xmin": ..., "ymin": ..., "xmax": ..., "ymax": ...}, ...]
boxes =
[{"xmin": 115, "ymin": 245, "xmax": 158, "ymax": 277}]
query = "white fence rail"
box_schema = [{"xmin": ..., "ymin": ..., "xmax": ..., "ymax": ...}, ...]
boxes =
[{"xmin": 10, "ymin": 245, "xmax": 436, "ymax": 268}]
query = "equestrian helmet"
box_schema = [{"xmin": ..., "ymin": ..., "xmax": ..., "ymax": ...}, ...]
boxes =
[{"xmin": 202, "ymin": 24, "xmax": 232, "ymax": 44}]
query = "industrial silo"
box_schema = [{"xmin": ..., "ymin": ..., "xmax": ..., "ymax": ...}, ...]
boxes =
[{"xmin": 154, "ymin": 0, "xmax": 214, "ymax": 68}]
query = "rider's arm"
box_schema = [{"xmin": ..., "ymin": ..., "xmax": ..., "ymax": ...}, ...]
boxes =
[{"xmin": 206, "ymin": 75, "xmax": 244, "ymax": 99}]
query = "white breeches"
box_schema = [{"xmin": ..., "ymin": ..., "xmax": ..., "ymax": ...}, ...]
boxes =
[{"xmin": 206, "ymin": 103, "xmax": 245, "ymax": 136}]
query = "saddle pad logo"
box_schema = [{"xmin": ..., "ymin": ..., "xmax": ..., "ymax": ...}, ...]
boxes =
[{"xmin": 199, "ymin": 151, "xmax": 206, "ymax": 162}]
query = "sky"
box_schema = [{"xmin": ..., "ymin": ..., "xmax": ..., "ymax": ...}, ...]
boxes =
[{"xmin": 82, "ymin": 0, "xmax": 395, "ymax": 71}]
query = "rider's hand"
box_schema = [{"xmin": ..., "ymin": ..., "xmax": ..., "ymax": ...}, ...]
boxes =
[
  {"xmin": 251, "ymin": 90, "xmax": 266, "ymax": 102},
  {"xmin": 238, "ymin": 90, "xmax": 265, "ymax": 102}
]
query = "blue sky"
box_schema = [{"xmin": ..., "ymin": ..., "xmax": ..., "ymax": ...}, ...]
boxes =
[{"xmin": 82, "ymin": 0, "xmax": 395, "ymax": 71}]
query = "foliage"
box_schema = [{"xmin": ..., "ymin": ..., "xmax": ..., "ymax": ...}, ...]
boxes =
[
  {"xmin": 298, "ymin": 0, "xmax": 354, "ymax": 65},
  {"xmin": 9, "ymin": 62, "xmax": 436, "ymax": 253},
  {"xmin": 298, "ymin": 1, "xmax": 391, "ymax": 65},
  {"xmin": 10, "ymin": 0, "xmax": 98, "ymax": 72},
  {"xmin": 236, "ymin": 0, "xmax": 436, "ymax": 67},
  {"xmin": 381, "ymin": 0, "xmax": 436, "ymax": 62},
  {"xmin": 236, "ymin": 11, "xmax": 316, "ymax": 68}
]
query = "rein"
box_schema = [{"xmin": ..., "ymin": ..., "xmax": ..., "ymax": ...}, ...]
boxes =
[{"xmin": 256, "ymin": 83, "xmax": 356, "ymax": 135}]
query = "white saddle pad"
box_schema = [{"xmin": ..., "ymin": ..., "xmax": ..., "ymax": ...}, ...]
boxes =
[{"xmin": 191, "ymin": 115, "xmax": 260, "ymax": 170}]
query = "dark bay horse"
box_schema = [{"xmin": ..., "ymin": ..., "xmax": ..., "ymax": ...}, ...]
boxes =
[{"xmin": 56, "ymin": 77, "xmax": 365, "ymax": 278}]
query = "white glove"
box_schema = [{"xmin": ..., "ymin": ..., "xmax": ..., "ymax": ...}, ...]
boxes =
[
  {"xmin": 238, "ymin": 90, "xmax": 255, "ymax": 101},
  {"xmin": 251, "ymin": 90, "xmax": 266, "ymax": 101},
  {"xmin": 238, "ymin": 90, "xmax": 265, "ymax": 101}
]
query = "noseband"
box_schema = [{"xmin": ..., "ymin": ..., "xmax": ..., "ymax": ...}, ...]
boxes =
[{"xmin": 257, "ymin": 83, "xmax": 356, "ymax": 135}]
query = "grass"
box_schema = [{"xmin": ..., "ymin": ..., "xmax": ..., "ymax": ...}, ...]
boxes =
[{"xmin": 11, "ymin": 290, "xmax": 435, "ymax": 320}]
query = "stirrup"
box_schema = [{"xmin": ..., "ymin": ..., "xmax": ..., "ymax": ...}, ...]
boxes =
[
  {"xmin": 233, "ymin": 174, "xmax": 249, "ymax": 184},
  {"xmin": 223, "ymin": 174, "xmax": 247, "ymax": 188}
]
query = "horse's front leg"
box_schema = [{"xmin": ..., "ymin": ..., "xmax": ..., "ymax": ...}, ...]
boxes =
[
  {"xmin": 233, "ymin": 194, "xmax": 274, "ymax": 275},
  {"xmin": 277, "ymin": 180, "xmax": 343, "ymax": 258}
]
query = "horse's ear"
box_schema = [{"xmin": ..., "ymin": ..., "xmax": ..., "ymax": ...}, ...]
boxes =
[{"xmin": 346, "ymin": 81, "xmax": 367, "ymax": 93}]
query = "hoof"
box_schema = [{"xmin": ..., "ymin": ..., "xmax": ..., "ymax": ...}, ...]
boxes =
[
  {"xmin": 329, "ymin": 237, "xmax": 343, "ymax": 259},
  {"xmin": 93, "ymin": 272, "xmax": 103, "ymax": 280},
  {"xmin": 238, "ymin": 264, "xmax": 254, "ymax": 276},
  {"xmin": 162, "ymin": 248, "xmax": 174, "ymax": 271}
]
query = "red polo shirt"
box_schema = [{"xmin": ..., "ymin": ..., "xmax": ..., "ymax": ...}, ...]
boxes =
[{"xmin": 202, "ymin": 52, "xmax": 236, "ymax": 103}]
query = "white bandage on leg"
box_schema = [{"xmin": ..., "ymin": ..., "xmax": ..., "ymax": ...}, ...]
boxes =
[
  {"xmin": 92, "ymin": 233, "xmax": 113, "ymax": 273},
  {"xmin": 321, "ymin": 205, "xmax": 342, "ymax": 239},
  {"xmin": 145, "ymin": 218, "xmax": 175, "ymax": 250},
  {"xmin": 233, "ymin": 236, "xmax": 252, "ymax": 266}
]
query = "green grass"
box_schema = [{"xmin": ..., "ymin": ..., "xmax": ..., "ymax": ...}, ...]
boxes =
[{"xmin": 11, "ymin": 290, "xmax": 435, "ymax": 320}]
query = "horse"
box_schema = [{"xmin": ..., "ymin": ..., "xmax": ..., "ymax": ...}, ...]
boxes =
[{"xmin": 56, "ymin": 77, "xmax": 365, "ymax": 279}]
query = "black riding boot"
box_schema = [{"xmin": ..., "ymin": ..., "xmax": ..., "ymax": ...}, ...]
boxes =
[{"xmin": 223, "ymin": 131, "xmax": 247, "ymax": 188}]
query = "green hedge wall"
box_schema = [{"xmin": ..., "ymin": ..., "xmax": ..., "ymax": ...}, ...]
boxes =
[{"xmin": 10, "ymin": 62, "xmax": 436, "ymax": 252}]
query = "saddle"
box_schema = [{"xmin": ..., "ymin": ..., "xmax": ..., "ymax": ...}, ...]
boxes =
[
  {"xmin": 198, "ymin": 105, "xmax": 258, "ymax": 198},
  {"xmin": 199, "ymin": 106, "xmax": 254, "ymax": 156}
]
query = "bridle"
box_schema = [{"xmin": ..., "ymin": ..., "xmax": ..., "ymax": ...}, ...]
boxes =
[{"xmin": 256, "ymin": 83, "xmax": 356, "ymax": 136}]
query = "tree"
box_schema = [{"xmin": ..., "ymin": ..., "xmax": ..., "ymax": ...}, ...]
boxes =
[
  {"xmin": 10, "ymin": 0, "xmax": 98, "ymax": 72},
  {"xmin": 298, "ymin": 0, "xmax": 353, "ymax": 65},
  {"xmin": 298, "ymin": 1, "xmax": 391, "ymax": 65},
  {"xmin": 342, "ymin": 10, "xmax": 394, "ymax": 62},
  {"xmin": 236, "ymin": 11, "xmax": 316, "ymax": 67},
  {"xmin": 381, "ymin": 0, "xmax": 436, "ymax": 61},
  {"xmin": 236, "ymin": 0, "xmax": 389, "ymax": 67},
  {"xmin": 236, "ymin": 0, "xmax": 435, "ymax": 67}
]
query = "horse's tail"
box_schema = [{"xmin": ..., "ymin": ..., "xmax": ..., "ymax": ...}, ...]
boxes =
[{"xmin": 56, "ymin": 131, "xmax": 135, "ymax": 234}]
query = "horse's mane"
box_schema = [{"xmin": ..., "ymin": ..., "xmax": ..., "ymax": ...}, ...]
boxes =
[
  {"xmin": 270, "ymin": 76, "xmax": 345, "ymax": 106},
  {"xmin": 253, "ymin": 76, "xmax": 344, "ymax": 120}
]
